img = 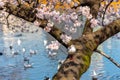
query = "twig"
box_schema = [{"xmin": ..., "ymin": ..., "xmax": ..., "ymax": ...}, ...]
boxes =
[
  {"xmin": 102, "ymin": 0, "xmax": 113, "ymax": 26},
  {"xmin": 95, "ymin": 49, "xmax": 120, "ymax": 68},
  {"xmin": 6, "ymin": 13, "xmax": 10, "ymax": 28}
]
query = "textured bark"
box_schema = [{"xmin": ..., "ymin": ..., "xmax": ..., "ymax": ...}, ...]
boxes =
[
  {"xmin": 82, "ymin": 19, "xmax": 92, "ymax": 35},
  {"xmin": 1, "ymin": 0, "xmax": 120, "ymax": 80},
  {"xmin": 4, "ymin": 2, "xmax": 37, "ymax": 22},
  {"xmin": 53, "ymin": 19, "xmax": 120, "ymax": 80},
  {"xmin": 53, "ymin": 34, "xmax": 97, "ymax": 80},
  {"xmin": 93, "ymin": 19, "xmax": 120, "ymax": 45}
]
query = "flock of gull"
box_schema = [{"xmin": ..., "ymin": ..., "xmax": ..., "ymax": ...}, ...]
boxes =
[
  {"xmin": 0, "ymin": 34, "xmax": 65, "ymax": 80},
  {"xmin": 0, "ymin": 38, "xmax": 37, "ymax": 70}
]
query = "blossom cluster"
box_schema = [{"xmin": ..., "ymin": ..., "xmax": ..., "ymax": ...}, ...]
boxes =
[
  {"xmin": 90, "ymin": 18, "xmax": 98, "ymax": 28},
  {"xmin": 44, "ymin": 20, "xmax": 54, "ymax": 32},
  {"xmin": 60, "ymin": 34, "xmax": 72, "ymax": 44},
  {"xmin": 35, "ymin": 4, "xmax": 96, "ymax": 45},
  {"xmin": 0, "ymin": 1, "xmax": 4, "ymax": 7},
  {"xmin": 78, "ymin": 6, "xmax": 92, "ymax": 19},
  {"xmin": 35, "ymin": 4, "xmax": 91, "ymax": 29},
  {"xmin": 46, "ymin": 40, "xmax": 60, "ymax": 51}
]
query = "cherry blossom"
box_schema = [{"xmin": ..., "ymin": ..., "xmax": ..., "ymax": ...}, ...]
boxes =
[
  {"xmin": 60, "ymin": 34, "xmax": 72, "ymax": 44},
  {"xmin": 81, "ymin": 6, "xmax": 90, "ymax": 16},
  {"xmin": 90, "ymin": 18, "xmax": 98, "ymax": 28},
  {"xmin": 46, "ymin": 40, "xmax": 60, "ymax": 51},
  {"xmin": 52, "ymin": 11, "xmax": 60, "ymax": 18},
  {"xmin": 44, "ymin": 26, "xmax": 52, "ymax": 32},
  {"xmin": 86, "ymin": 14, "xmax": 93, "ymax": 19},
  {"xmin": 53, "ymin": 16, "xmax": 61, "ymax": 23},
  {"xmin": 0, "ymin": 1, "xmax": 4, "ymax": 7},
  {"xmin": 44, "ymin": 11, "xmax": 51, "ymax": 19},
  {"xmin": 59, "ymin": 13, "xmax": 71, "ymax": 24},
  {"xmin": 73, "ymin": 20, "xmax": 81, "ymax": 27},
  {"xmin": 44, "ymin": 21, "xmax": 54, "ymax": 32},
  {"xmin": 34, "ymin": 20, "xmax": 41, "ymax": 26},
  {"xmin": 70, "ymin": 12, "xmax": 78, "ymax": 21},
  {"xmin": 36, "ymin": 12, "xmax": 44, "ymax": 19},
  {"xmin": 47, "ymin": 21, "xmax": 54, "ymax": 27},
  {"xmin": 78, "ymin": 6, "xmax": 92, "ymax": 19}
]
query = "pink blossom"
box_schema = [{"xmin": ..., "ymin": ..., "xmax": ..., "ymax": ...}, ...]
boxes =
[
  {"xmin": 70, "ymin": 12, "xmax": 78, "ymax": 21},
  {"xmin": 34, "ymin": 20, "xmax": 40, "ymax": 26},
  {"xmin": 90, "ymin": 18, "xmax": 98, "ymax": 28},
  {"xmin": 81, "ymin": 6, "xmax": 90, "ymax": 16},
  {"xmin": 53, "ymin": 17, "xmax": 61, "ymax": 23},
  {"xmin": 60, "ymin": 34, "xmax": 72, "ymax": 44},
  {"xmin": 46, "ymin": 41, "xmax": 60, "ymax": 50},
  {"xmin": 44, "ymin": 26, "xmax": 52, "ymax": 32},
  {"xmin": 51, "ymin": 10, "xmax": 60, "ymax": 17},
  {"xmin": 86, "ymin": 14, "xmax": 93, "ymax": 19},
  {"xmin": 36, "ymin": 13, "xmax": 44, "ymax": 19},
  {"xmin": 47, "ymin": 21, "xmax": 54, "ymax": 27},
  {"xmin": 0, "ymin": 1, "xmax": 4, "ymax": 7},
  {"xmin": 73, "ymin": 20, "xmax": 81, "ymax": 27},
  {"xmin": 61, "ymin": 13, "xmax": 67, "ymax": 21},
  {"xmin": 78, "ymin": 6, "xmax": 92, "ymax": 19},
  {"xmin": 64, "ymin": 15, "xmax": 71, "ymax": 23},
  {"xmin": 44, "ymin": 12, "xmax": 51, "ymax": 19}
]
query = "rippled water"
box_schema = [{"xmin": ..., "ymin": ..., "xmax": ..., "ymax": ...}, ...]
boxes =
[{"xmin": 0, "ymin": 27, "xmax": 120, "ymax": 80}]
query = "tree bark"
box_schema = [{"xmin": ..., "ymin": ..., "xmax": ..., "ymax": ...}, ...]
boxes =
[{"xmin": 53, "ymin": 19, "xmax": 120, "ymax": 80}]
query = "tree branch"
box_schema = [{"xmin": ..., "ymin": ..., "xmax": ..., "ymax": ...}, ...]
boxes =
[
  {"xmin": 53, "ymin": 1, "xmax": 120, "ymax": 79},
  {"xmin": 37, "ymin": 19, "xmax": 72, "ymax": 48},
  {"xmin": 93, "ymin": 19, "xmax": 120, "ymax": 45},
  {"xmin": 82, "ymin": 19, "xmax": 92, "ymax": 35},
  {"xmin": 4, "ymin": 2, "xmax": 36, "ymax": 22},
  {"xmin": 3, "ymin": 2, "xmax": 71, "ymax": 48},
  {"xmin": 82, "ymin": 0, "xmax": 101, "ymax": 35},
  {"xmin": 6, "ymin": 13, "xmax": 10, "ymax": 28},
  {"xmin": 95, "ymin": 49, "xmax": 120, "ymax": 68},
  {"xmin": 102, "ymin": 0, "xmax": 113, "ymax": 26}
]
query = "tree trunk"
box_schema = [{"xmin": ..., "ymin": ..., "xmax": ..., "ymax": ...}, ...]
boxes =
[{"xmin": 53, "ymin": 19, "xmax": 120, "ymax": 80}]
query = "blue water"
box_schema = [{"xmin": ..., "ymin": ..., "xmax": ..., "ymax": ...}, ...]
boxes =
[{"xmin": 0, "ymin": 28, "xmax": 120, "ymax": 80}]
